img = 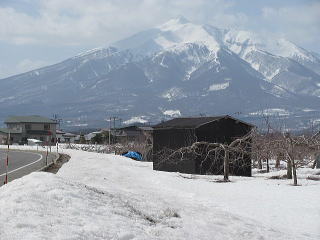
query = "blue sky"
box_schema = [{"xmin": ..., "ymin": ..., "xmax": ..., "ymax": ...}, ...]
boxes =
[{"xmin": 0, "ymin": 0, "xmax": 319, "ymax": 78}]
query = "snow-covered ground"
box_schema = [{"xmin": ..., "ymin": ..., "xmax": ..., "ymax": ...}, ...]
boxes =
[{"xmin": 0, "ymin": 145, "xmax": 319, "ymax": 240}]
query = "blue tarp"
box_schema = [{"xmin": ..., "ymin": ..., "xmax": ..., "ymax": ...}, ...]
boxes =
[{"xmin": 122, "ymin": 151, "xmax": 142, "ymax": 161}]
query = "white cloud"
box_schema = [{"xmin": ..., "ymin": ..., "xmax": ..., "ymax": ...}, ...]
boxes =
[
  {"xmin": 0, "ymin": 59, "xmax": 48, "ymax": 79},
  {"xmin": 0, "ymin": 64, "xmax": 5, "ymax": 78},
  {"xmin": 16, "ymin": 59, "xmax": 48, "ymax": 73},
  {"xmin": 123, "ymin": 116, "xmax": 148, "ymax": 125},
  {"xmin": 4, "ymin": 0, "xmax": 317, "ymax": 52},
  {"xmin": 0, "ymin": 0, "xmax": 319, "ymax": 79},
  {"xmin": 261, "ymin": 2, "xmax": 320, "ymax": 50},
  {"xmin": 0, "ymin": 0, "xmax": 318, "ymax": 52},
  {"xmin": 163, "ymin": 110, "xmax": 181, "ymax": 117},
  {"xmin": 0, "ymin": 0, "xmax": 240, "ymax": 47}
]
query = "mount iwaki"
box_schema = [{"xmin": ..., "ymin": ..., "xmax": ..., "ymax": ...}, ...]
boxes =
[{"xmin": 1, "ymin": 17, "xmax": 320, "ymax": 129}]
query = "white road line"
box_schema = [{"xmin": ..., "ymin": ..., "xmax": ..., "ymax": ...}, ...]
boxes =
[{"xmin": 0, "ymin": 151, "xmax": 43, "ymax": 177}]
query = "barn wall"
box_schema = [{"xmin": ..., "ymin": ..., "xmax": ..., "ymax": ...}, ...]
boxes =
[
  {"xmin": 152, "ymin": 118, "xmax": 253, "ymax": 177},
  {"xmin": 153, "ymin": 128, "xmax": 197, "ymax": 173},
  {"xmin": 195, "ymin": 118, "xmax": 251, "ymax": 143},
  {"xmin": 196, "ymin": 118, "xmax": 252, "ymax": 177}
]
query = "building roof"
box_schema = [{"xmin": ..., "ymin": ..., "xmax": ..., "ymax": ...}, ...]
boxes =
[
  {"xmin": 63, "ymin": 132, "xmax": 77, "ymax": 137},
  {"xmin": 118, "ymin": 125, "xmax": 153, "ymax": 131},
  {"xmin": 27, "ymin": 139, "xmax": 42, "ymax": 143},
  {"xmin": 5, "ymin": 115, "xmax": 57, "ymax": 124},
  {"xmin": 0, "ymin": 128, "xmax": 22, "ymax": 134},
  {"xmin": 153, "ymin": 115, "xmax": 254, "ymax": 129},
  {"xmin": 139, "ymin": 126, "xmax": 153, "ymax": 131},
  {"xmin": 84, "ymin": 131, "xmax": 102, "ymax": 141},
  {"xmin": 56, "ymin": 130, "xmax": 66, "ymax": 134}
]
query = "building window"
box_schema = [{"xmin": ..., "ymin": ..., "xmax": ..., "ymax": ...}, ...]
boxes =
[
  {"xmin": 25, "ymin": 124, "xmax": 31, "ymax": 130},
  {"xmin": 44, "ymin": 124, "xmax": 50, "ymax": 130}
]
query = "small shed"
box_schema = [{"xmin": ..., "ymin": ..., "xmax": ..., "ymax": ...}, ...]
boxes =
[{"xmin": 152, "ymin": 115, "xmax": 254, "ymax": 176}]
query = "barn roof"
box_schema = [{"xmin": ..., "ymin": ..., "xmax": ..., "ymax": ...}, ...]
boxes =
[
  {"xmin": 153, "ymin": 115, "xmax": 254, "ymax": 129},
  {"xmin": 118, "ymin": 125, "xmax": 153, "ymax": 131}
]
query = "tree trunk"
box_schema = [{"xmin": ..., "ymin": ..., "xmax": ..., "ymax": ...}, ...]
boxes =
[
  {"xmin": 266, "ymin": 158, "xmax": 270, "ymax": 173},
  {"xmin": 257, "ymin": 158, "xmax": 262, "ymax": 169},
  {"xmin": 292, "ymin": 158, "xmax": 298, "ymax": 186},
  {"xmin": 275, "ymin": 155, "xmax": 280, "ymax": 168},
  {"xmin": 287, "ymin": 160, "xmax": 292, "ymax": 179},
  {"xmin": 312, "ymin": 154, "xmax": 318, "ymax": 169},
  {"xmin": 224, "ymin": 150, "xmax": 230, "ymax": 181},
  {"xmin": 312, "ymin": 159, "xmax": 316, "ymax": 169}
]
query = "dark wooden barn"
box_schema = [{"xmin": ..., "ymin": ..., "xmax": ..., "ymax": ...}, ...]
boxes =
[{"xmin": 152, "ymin": 115, "xmax": 254, "ymax": 176}]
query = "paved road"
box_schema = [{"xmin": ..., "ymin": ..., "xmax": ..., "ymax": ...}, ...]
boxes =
[{"xmin": 0, "ymin": 149, "xmax": 58, "ymax": 186}]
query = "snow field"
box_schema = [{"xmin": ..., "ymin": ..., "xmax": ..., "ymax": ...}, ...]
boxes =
[{"xmin": 0, "ymin": 146, "xmax": 319, "ymax": 239}]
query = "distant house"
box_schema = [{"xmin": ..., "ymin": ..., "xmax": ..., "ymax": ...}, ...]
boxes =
[
  {"xmin": 152, "ymin": 115, "xmax": 254, "ymax": 176},
  {"xmin": 56, "ymin": 130, "xmax": 77, "ymax": 143},
  {"xmin": 0, "ymin": 128, "xmax": 22, "ymax": 145},
  {"xmin": 56, "ymin": 130, "xmax": 65, "ymax": 143},
  {"xmin": 113, "ymin": 125, "xmax": 153, "ymax": 144},
  {"xmin": 85, "ymin": 131, "xmax": 103, "ymax": 143},
  {"xmin": 1, "ymin": 115, "xmax": 57, "ymax": 145},
  {"xmin": 63, "ymin": 132, "xmax": 77, "ymax": 143},
  {"xmin": 71, "ymin": 130, "xmax": 104, "ymax": 144}
]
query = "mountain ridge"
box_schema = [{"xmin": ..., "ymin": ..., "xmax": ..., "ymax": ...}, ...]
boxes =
[{"xmin": 1, "ymin": 17, "xmax": 319, "ymax": 129}]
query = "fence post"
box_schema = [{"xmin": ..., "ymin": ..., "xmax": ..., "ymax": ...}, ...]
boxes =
[
  {"xmin": 45, "ymin": 145, "xmax": 48, "ymax": 166},
  {"xmin": 5, "ymin": 131, "xmax": 10, "ymax": 184}
]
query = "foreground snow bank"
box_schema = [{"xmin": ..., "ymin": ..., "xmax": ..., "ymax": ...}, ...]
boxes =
[
  {"xmin": 0, "ymin": 172, "xmax": 181, "ymax": 239},
  {"xmin": 0, "ymin": 147, "xmax": 319, "ymax": 239}
]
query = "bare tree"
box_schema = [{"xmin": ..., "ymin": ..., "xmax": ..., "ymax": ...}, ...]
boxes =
[
  {"xmin": 154, "ymin": 131, "xmax": 253, "ymax": 182},
  {"xmin": 279, "ymin": 133, "xmax": 320, "ymax": 185},
  {"xmin": 254, "ymin": 131, "xmax": 320, "ymax": 186}
]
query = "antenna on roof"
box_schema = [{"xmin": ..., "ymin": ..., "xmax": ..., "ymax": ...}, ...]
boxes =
[{"xmin": 53, "ymin": 114, "xmax": 63, "ymax": 130}]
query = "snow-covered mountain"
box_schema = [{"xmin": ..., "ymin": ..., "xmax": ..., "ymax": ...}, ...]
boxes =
[{"xmin": 0, "ymin": 17, "xmax": 319, "ymax": 129}]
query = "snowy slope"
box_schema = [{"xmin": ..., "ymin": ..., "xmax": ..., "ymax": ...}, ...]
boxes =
[
  {"xmin": 224, "ymin": 31, "xmax": 320, "ymax": 96},
  {"xmin": 115, "ymin": 18, "xmax": 320, "ymax": 98},
  {"xmin": 114, "ymin": 17, "xmax": 222, "ymax": 55},
  {"xmin": 0, "ymin": 17, "xmax": 319, "ymax": 128},
  {"xmin": 0, "ymin": 146, "xmax": 319, "ymax": 240}
]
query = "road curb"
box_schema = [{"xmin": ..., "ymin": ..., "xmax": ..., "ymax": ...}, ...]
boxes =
[
  {"xmin": 0, "ymin": 148, "xmax": 60, "ymax": 172},
  {"xmin": 0, "ymin": 148, "xmax": 60, "ymax": 186},
  {"xmin": 38, "ymin": 152, "xmax": 60, "ymax": 172}
]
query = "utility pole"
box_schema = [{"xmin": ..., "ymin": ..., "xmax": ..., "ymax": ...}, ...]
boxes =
[
  {"xmin": 109, "ymin": 117, "xmax": 111, "ymax": 145},
  {"xmin": 118, "ymin": 118, "xmax": 122, "ymax": 128},
  {"xmin": 53, "ymin": 114, "xmax": 62, "ymax": 148},
  {"xmin": 108, "ymin": 116, "xmax": 119, "ymax": 145},
  {"xmin": 53, "ymin": 114, "xmax": 62, "ymax": 130}
]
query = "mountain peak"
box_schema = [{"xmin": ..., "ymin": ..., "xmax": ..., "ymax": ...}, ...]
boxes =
[
  {"xmin": 1, "ymin": 16, "xmax": 319, "ymax": 129},
  {"xmin": 159, "ymin": 16, "xmax": 190, "ymax": 29},
  {"xmin": 173, "ymin": 16, "xmax": 190, "ymax": 24}
]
